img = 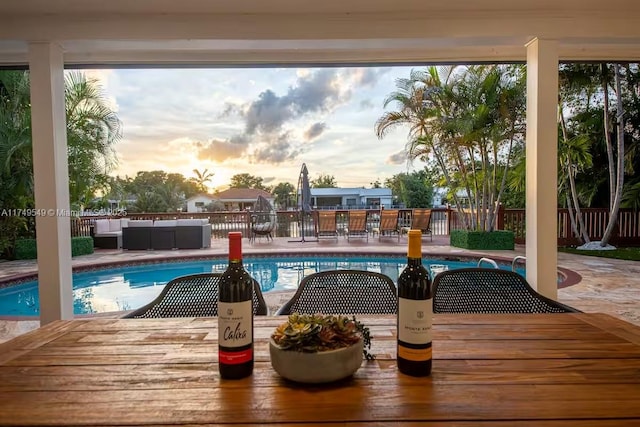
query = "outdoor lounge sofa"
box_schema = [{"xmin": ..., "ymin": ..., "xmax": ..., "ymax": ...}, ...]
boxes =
[
  {"xmin": 122, "ymin": 218, "xmax": 211, "ymax": 250},
  {"xmin": 122, "ymin": 220, "xmax": 154, "ymax": 250},
  {"xmin": 93, "ymin": 218, "xmax": 129, "ymax": 249},
  {"xmin": 175, "ymin": 218, "xmax": 212, "ymax": 249},
  {"xmin": 151, "ymin": 220, "xmax": 177, "ymax": 250}
]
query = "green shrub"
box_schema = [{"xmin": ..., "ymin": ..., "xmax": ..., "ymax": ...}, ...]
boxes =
[
  {"xmin": 450, "ymin": 229, "xmax": 515, "ymax": 250},
  {"xmin": 14, "ymin": 238, "xmax": 38, "ymax": 260},
  {"xmin": 71, "ymin": 236, "xmax": 94, "ymax": 256},
  {"xmin": 15, "ymin": 236, "xmax": 95, "ymax": 260}
]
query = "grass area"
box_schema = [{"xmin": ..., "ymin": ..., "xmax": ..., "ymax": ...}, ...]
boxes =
[{"xmin": 560, "ymin": 247, "xmax": 640, "ymax": 261}]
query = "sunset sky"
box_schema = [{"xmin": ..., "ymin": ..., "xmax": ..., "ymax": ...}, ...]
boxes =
[{"xmin": 82, "ymin": 65, "xmax": 427, "ymax": 191}]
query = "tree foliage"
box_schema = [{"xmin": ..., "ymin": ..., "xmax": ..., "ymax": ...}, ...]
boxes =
[
  {"xmin": 311, "ymin": 173, "xmax": 337, "ymax": 188},
  {"xmin": 230, "ymin": 173, "xmax": 269, "ymax": 190},
  {"xmin": 272, "ymin": 182, "xmax": 296, "ymax": 209},
  {"xmin": 384, "ymin": 169, "xmax": 434, "ymax": 208},
  {"xmin": 0, "ymin": 70, "xmax": 121, "ymax": 257},
  {"xmin": 376, "ymin": 65, "xmax": 526, "ymax": 231}
]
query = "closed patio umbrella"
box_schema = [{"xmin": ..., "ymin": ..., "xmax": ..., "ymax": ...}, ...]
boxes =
[
  {"xmin": 300, "ymin": 163, "xmax": 312, "ymax": 213},
  {"xmin": 289, "ymin": 163, "xmax": 317, "ymax": 243}
]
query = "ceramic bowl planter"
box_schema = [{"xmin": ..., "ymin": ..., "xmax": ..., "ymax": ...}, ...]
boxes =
[
  {"xmin": 269, "ymin": 338, "xmax": 363, "ymax": 383},
  {"xmin": 269, "ymin": 313, "xmax": 372, "ymax": 384}
]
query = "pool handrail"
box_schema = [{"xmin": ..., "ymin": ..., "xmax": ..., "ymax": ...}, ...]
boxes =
[
  {"xmin": 512, "ymin": 255, "xmax": 526, "ymax": 272},
  {"xmin": 477, "ymin": 257, "xmax": 499, "ymax": 269}
]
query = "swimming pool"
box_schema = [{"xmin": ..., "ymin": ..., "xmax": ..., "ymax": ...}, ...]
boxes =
[{"xmin": 0, "ymin": 254, "xmax": 524, "ymax": 316}]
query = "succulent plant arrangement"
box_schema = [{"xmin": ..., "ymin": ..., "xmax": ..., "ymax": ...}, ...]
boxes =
[{"xmin": 271, "ymin": 313, "xmax": 375, "ymax": 360}]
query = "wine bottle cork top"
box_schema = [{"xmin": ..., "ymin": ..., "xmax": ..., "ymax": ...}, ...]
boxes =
[
  {"xmin": 228, "ymin": 232, "xmax": 242, "ymax": 260},
  {"xmin": 407, "ymin": 230, "xmax": 422, "ymax": 258},
  {"xmin": 228, "ymin": 232, "xmax": 242, "ymax": 240}
]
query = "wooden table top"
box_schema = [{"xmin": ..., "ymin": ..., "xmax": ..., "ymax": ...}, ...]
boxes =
[{"xmin": 1, "ymin": 313, "xmax": 639, "ymax": 426}]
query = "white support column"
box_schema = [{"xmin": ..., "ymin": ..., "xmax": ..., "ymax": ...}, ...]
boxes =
[
  {"xmin": 28, "ymin": 42, "xmax": 74, "ymax": 323},
  {"xmin": 525, "ymin": 38, "xmax": 559, "ymax": 299}
]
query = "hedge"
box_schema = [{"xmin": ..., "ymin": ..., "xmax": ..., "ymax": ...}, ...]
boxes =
[
  {"xmin": 14, "ymin": 236, "xmax": 95, "ymax": 260},
  {"xmin": 450, "ymin": 229, "xmax": 515, "ymax": 250}
]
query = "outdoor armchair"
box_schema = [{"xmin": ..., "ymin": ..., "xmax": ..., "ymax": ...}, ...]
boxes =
[
  {"xmin": 432, "ymin": 267, "xmax": 581, "ymax": 314},
  {"xmin": 123, "ymin": 272, "xmax": 268, "ymax": 318},
  {"xmin": 316, "ymin": 210, "xmax": 338, "ymax": 240},
  {"xmin": 379, "ymin": 209, "xmax": 401, "ymax": 242},
  {"xmin": 410, "ymin": 209, "xmax": 433, "ymax": 241},
  {"xmin": 250, "ymin": 195, "xmax": 277, "ymax": 243},
  {"xmin": 277, "ymin": 269, "xmax": 397, "ymax": 315},
  {"xmin": 347, "ymin": 209, "xmax": 369, "ymax": 241}
]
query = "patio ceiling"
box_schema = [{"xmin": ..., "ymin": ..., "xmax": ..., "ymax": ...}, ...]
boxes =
[{"xmin": 0, "ymin": 0, "xmax": 639, "ymax": 66}]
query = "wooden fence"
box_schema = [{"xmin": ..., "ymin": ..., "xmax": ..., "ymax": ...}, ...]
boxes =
[{"xmin": 70, "ymin": 206, "xmax": 640, "ymax": 246}]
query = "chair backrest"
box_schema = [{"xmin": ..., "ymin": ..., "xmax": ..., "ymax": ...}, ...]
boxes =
[
  {"xmin": 348, "ymin": 210, "xmax": 368, "ymax": 232},
  {"xmin": 411, "ymin": 209, "xmax": 432, "ymax": 231},
  {"xmin": 380, "ymin": 209, "xmax": 399, "ymax": 231},
  {"xmin": 277, "ymin": 269, "xmax": 397, "ymax": 315},
  {"xmin": 432, "ymin": 267, "xmax": 580, "ymax": 313},
  {"xmin": 317, "ymin": 211, "xmax": 337, "ymax": 233},
  {"xmin": 124, "ymin": 272, "xmax": 268, "ymax": 318}
]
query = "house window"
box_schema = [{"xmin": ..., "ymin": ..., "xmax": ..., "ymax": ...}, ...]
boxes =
[{"xmin": 346, "ymin": 198, "xmax": 356, "ymax": 207}]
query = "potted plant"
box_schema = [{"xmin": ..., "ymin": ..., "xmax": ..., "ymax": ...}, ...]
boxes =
[{"xmin": 269, "ymin": 313, "xmax": 374, "ymax": 383}]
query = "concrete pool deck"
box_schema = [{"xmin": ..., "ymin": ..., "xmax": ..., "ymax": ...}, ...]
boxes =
[{"xmin": 1, "ymin": 235, "xmax": 639, "ymax": 343}]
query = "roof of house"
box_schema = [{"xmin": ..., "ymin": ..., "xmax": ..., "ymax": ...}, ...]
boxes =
[
  {"xmin": 185, "ymin": 193, "xmax": 218, "ymax": 202},
  {"xmin": 310, "ymin": 187, "xmax": 392, "ymax": 197},
  {"xmin": 215, "ymin": 188, "xmax": 273, "ymax": 201}
]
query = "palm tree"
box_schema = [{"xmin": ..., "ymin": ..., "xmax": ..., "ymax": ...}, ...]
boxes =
[
  {"xmin": 600, "ymin": 64, "xmax": 626, "ymax": 246},
  {"xmin": 65, "ymin": 71, "xmax": 122, "ymax": 209},
  {"xmin": 192, "ymin": 168, "xmax": 215, "ymax": 193},
  {"xmin": 376, "ymin": 65, "xmax": 526, "ymax": 231}
]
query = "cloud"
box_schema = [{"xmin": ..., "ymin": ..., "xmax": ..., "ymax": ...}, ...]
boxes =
[
  {"xmin": 387, "ymin": 150, "xmax": 407, "ymax": 165},
  {"xmin": 251, "ymin": 132, "xmax": 300, "ymax": 163},
  {"xmin": 303, "ymin": 122, "xmax": 327, "ymax": 141},
  {"xmin": 349, "ymin": 67, "xmax": 393, "ymax": 88},
  {"xmin": 359, "ymin": 99, "xmax": 375, "ymax": 110},
  {"xmin": 244, "ymin": 89, "xmax": 294, "ymax": 134},
  {"xmin": 243, "ymin": 69, "xmax": 345, "ymax": 136},
  {"xmin": 196, "ymin": 134, "xmax": 250, "ymax": 162}
]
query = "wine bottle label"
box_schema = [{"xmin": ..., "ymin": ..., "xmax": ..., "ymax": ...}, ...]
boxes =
[
  {"xmin": 218, "ymin": 300, "xmax": 252, "ymax": 365},
  {"xmin": 398, "ymin": 297, "xmax": 433, "ymax": 344}
]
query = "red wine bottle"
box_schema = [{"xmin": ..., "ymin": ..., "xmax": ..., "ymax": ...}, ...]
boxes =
[
  {"xmin": 218, "ymin": 232, "xmax": 254, "ymax": 379},
  {"xmin": 397, "ymin": 229, "xmax": 433, "ymax": 376}
]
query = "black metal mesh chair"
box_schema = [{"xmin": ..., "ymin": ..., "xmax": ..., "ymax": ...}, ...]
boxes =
[
  {"xmin": 432, "ymin": 267, "xmax": 580, "ymax": 313},
  {"xmin": 276, "ymin": 269, "xmax": 397, "ymax": 315},
  {"xmin": 123, "ymin": 273, "xmax": 268, "ymax": 318}
]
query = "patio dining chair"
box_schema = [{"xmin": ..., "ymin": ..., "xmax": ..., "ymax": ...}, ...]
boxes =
[
  {"xmin": 410, "ymin": 209, "xmax": 433, "ymax": 241},
  {"xmin": 432, "ymin": 267, "xmax": 580, "ymax": 313},
  {"xmin": 379, "ymin": 209, "xmax": 401, "ymax": 242},
  {"xmin": 123, "ymin": 272, "xmax": 268, "ymax": 318},
  {"xmin": 347, "ymin": 209, "xmax": 369, "ymax": 241},
  {"xmin": 277, "ymin": 269, "xmax": 397, "ymax": 315}
]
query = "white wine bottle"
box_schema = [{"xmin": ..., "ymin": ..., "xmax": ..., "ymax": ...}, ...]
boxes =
[
  {"xmin": 397, "ymin": 229, "xmax": 433, "ymax": 376},
  {"xmin": 218, "ymin": 232, "xmax": 254, "ymax": 379}
]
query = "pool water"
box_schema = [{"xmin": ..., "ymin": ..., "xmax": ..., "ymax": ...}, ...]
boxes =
[{"xmin": 0, "ymin": 255, "xmax": 522, "ymax": 316}]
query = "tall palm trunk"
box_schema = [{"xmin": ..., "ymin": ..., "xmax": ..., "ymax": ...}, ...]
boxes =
[
  {"xmin": 601, "ymin": 64, "xmax": 616, "ymax": 211},
  {"xmin": 601, "ymin": 64, "xmax": 625, "ymax": 246},
  {"xmin": 559, "ymin": 105, "xmax": 590, "ymax": 243}
]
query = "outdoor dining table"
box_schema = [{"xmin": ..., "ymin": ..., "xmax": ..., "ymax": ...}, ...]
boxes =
[{"xmin": 1, "ymin": 313, "xmax": 639, "ymax": 426}]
